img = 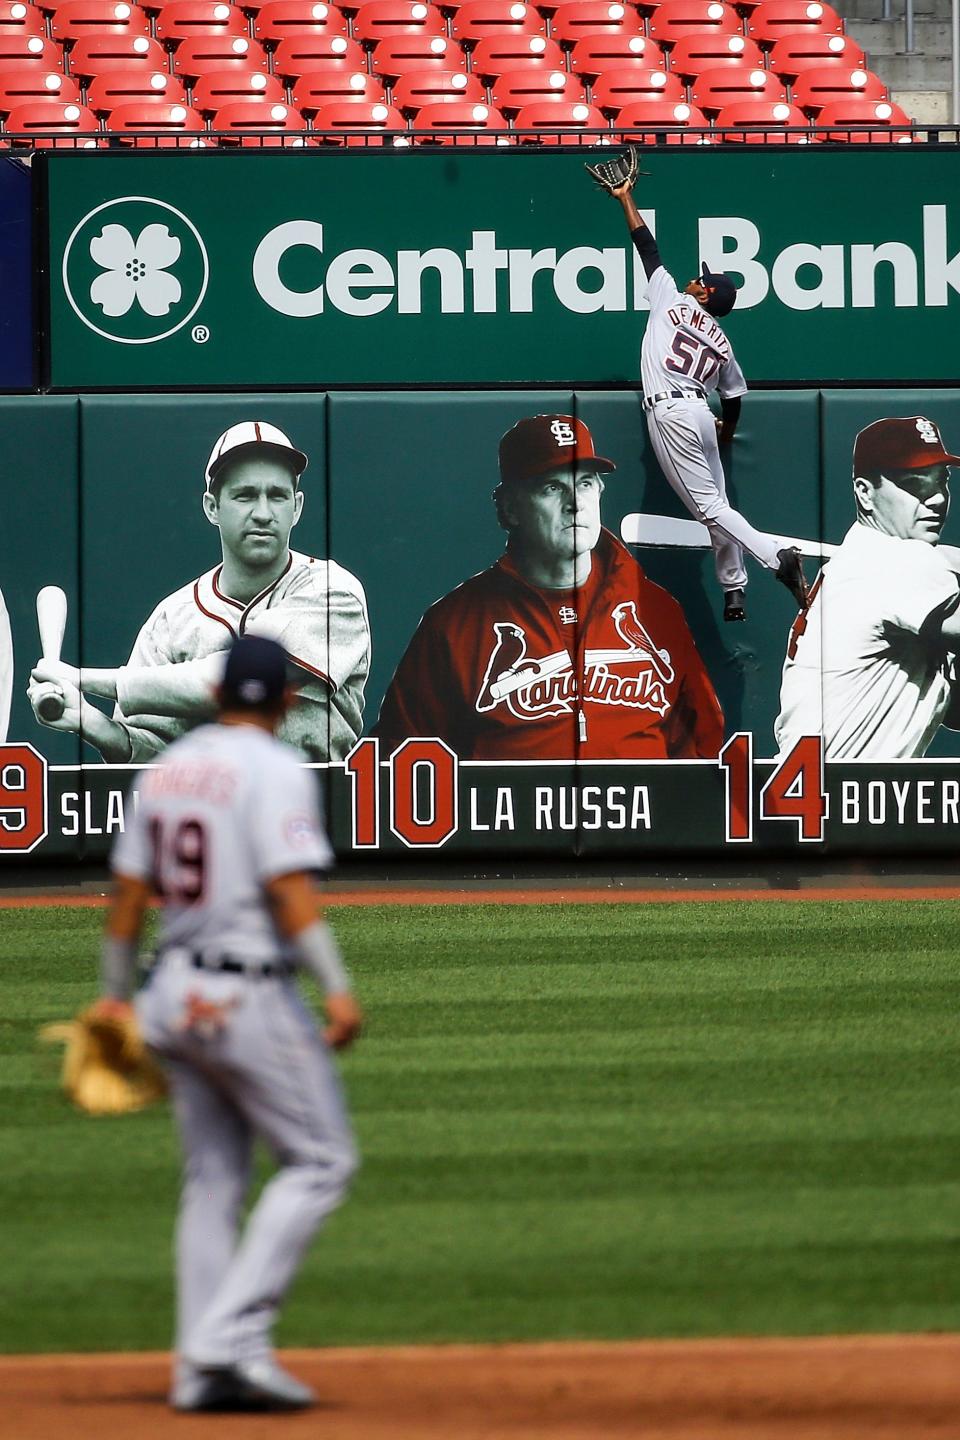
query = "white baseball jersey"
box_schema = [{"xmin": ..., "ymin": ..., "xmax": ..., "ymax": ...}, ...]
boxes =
[
  {"xmin": 113, "ymin": 722, "xmax": 332, "ymax": 963},
  {"xmin": 641, "ymin": 267, "xmax": 747, "ymax": 403},
  {"xmin": 113, "ymin": 551, "xmax": 370, "ymax": 764},
  {"xmin": 775, "ymin": 523, "xmax": 960, "ymax": 760}
]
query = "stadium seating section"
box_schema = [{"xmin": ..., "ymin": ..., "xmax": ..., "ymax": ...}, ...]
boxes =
[{"xmin": 0, "ymin": 0, "xmax": 917, "ymax": 143}]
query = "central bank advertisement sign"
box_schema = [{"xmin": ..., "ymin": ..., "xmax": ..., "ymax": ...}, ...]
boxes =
[
  {"xmin": 44, "ymin": 150, "xmax": 960, "ymax": 387},
  {"xmin": 3, "ymin": 386, "xmax": 960, "ymax": 864}
]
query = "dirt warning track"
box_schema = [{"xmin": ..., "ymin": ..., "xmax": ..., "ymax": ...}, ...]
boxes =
[
  {"xmin": 2, "ymin": 1335, "xmax": 959, "ymax": 1440},
  {"xmin": 3, "ymin": 884, "xmax": 960, "ymax": 908}
]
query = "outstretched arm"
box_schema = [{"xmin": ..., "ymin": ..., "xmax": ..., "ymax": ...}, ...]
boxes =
[{"xmin": 613, "ymin": 182, "xmax": 664, "ymax": 282}]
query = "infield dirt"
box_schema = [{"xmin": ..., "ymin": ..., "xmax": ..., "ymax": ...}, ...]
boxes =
[{"xmin": 2, "ymin": 1335, "xmax": 959, "ymax": 1440}]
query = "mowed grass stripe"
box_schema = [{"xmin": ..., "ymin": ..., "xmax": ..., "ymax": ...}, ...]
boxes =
[{"xmin": 0, "ymin": 900, "xmax": 958, "ymax": 1352}]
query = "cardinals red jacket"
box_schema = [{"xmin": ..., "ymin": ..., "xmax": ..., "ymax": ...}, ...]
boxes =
[{"xmin": 373, "ymin": 529, "xmax": 724, "ymax": 760}]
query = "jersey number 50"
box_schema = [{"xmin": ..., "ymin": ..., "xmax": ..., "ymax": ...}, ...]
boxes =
[{"xmin": 665, "ymin": 333, "xmax": 721, "ymax": 386}]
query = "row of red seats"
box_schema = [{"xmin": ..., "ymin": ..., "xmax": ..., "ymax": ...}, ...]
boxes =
[
  {"xmin": 0, "ymin": 62, "xmax": 892, "ymax": 115},
  {"xmin": 0, "ymin": 29, "xmax": 869, "ymax": 81},
  {"xmin": 0, "ymin": 0, "xmax": 851, "ymax": 50},
  {"xmin": 0, "ymin": 90, "xmax": 913, "ymax": 143}
]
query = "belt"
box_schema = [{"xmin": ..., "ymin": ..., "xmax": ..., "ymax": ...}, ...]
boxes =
[
  {"xmin": 188, "ymin": 952, "xmax": 293, "ymax": 979},
  {"xmin": 643, "ymin": 390, "xmax": 700, "ymax": 410}
]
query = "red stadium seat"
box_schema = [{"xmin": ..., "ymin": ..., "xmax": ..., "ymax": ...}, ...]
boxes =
[
  {"xmin": 550, "ymin": 1, "xmax": 643, "ymax": 46},
  {"xmin": 813, "ymin": 95, "xmax": 913, "ymax": 140},
  {"xmin": 87, "ymin": 68, "xmax": 186, "ymax": 107},
  {"xmin": 173, "ymin": 34, "xmax": 269, "ymax": 76},
  {"xmin": 0, "ymin": 34, "xmax": 63, "ymax": 72},
  {"xmin": 310, "ymin": 96, "xmax": 406, "ymax": 140},
  {"xmin": 668, "ymin": 32, "xmax": 762, "ymax": 75},
  {"xmin": 612, "ymin": 97, "xmax": 711, "ymax": 140},
  {"xmin": 513, "ymin": 98, "xmax": 605, "ymax": 137},
  {"xmin": 279, "ymin": 49, "xmax": 365, "ymax": 83},
  {"xmin": 449, "ymin": 0, "xmax": 545, "ymax": 43},
  {"xmin": 0, "ymin": 3, "xmax": 48, "ymax": 37},
  {"xmin": 471, "ymin": 33, "xmax": 561, "ymax": 78},
  {"xmin": 791, "ymin": 64, "xmax": 886, "ymax": 115},
  {"xmin": 714, "ymin": 97, "xmax": 810, "ymax": 138},
  {"xmin": 192, "ymin": 66, "xmax": 284, "ymax": 107},
  {"xmin": 647, "ymin": 0, "xmax": 740, "ymax": 46},
  {"xmin": 392, "ymin": 66, "xmax": 482, "ymax": 111},
  {"xmin": 569, "ymin": 33, "xmax": 664, "ymax": 77},
  {"xmin": 491, "ymin": 64, "xmax": 583, "ymax": 112},
  {"xmin": 107, "ymin": 96, "xmax": 206, "ymax": 138},
  {"xmin": 68, "ymin": 33, "xmax": 166, "ymax": 73},
  {"xmin": 352, "ymin": 0, "xmax": 444, "ymax": 42},
  {"xmin": 274, "ymin": 33, "xmax": 363, "ymax": 73},
  {"xmin": 690, "ymin": 62, "xmax": 784, "ymax": 111},
  {"xmin": 746, "ymin": 0, "xmax": 843, "ymax": 47},
  {"xmin": 291, "ymin": 67, "xmax": 383, "ymax": 105},
  {"xmin": 211, "ymin": 95, "xmax": 308, "ymax": 137},
  {"xmin": 766, "ymin": 31, "xmax": 863, "ymax": 80},
  {"xmin": 0, "ymin": 69, "xmax": 80, "ymax": 106},
  {"xmin": 370, "ymin": 33, "xmax": 465, "ymax": 76},
  {"xmin": 154, "ymin": 2, "xmax": 247, "ymax": 41},
  {"xmin": 50, "ymin": 1, "xmax": 151, "ymax": 40},
  {"xmin": 4, "ymin": 97, "xmax": 100, "ymax": 140},
  {"xmin": 0, "ymin": 32, "xmax": 48, "ymax": 66},
  {"xmin": 254, "ymin": 0, "xmax": 348, "ymax": 42},
  {"xmin": 592, "ymin": 66, "xmax": 683, "ymax": 112},
  {"xmin": 413, "ymin": 96, "xmax": 508, "ymax": 139}
]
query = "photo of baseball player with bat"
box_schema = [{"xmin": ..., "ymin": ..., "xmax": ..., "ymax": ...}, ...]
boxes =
[{"xmin": 27, "ymin": 421, "xmax": 371, "ymax": 765}]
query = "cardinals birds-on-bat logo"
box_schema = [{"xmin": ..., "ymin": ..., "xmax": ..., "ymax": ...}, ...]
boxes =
[{"xmin": 476, "ymin": 604, "xmax": 675, "ymax": 721}]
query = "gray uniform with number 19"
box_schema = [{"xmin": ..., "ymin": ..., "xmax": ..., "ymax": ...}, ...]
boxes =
[{"xmin": 112, "ymin": 721, "xmax": 357, "ymax": 1382}]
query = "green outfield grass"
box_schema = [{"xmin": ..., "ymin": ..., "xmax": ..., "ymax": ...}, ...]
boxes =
[{"xmin": 1, "ymin": 899, "xmax": 958, "ymax": 1354}]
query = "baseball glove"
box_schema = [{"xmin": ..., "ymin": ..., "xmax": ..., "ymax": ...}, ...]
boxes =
[
  {"xmin": 584, "ymin": 145, "xmax": 645, "ymax": 195},
  {"xmin": 39, "ymin": 1003, "xmax": 167, "ymax": 1116}
]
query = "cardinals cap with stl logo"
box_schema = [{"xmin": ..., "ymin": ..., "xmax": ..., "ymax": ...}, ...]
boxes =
[
  {"xmin": 220, "ymin": 635, "xmax": 290, "ymax": 711},
  {"xmin": 499, "ymin": 415, "xmax": 616, "ymax": 487},
  {"xmin": 205, "ymin": 421, "xmax": 308, "ymax": 491},
  {"xmin": 853, "ymin": 416, "xmax": 960, "ymax": 477}
]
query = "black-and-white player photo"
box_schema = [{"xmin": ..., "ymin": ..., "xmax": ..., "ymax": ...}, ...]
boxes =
[{"xmin": 776, "ymin": 416, "xmax": 960, "ymax": 760}]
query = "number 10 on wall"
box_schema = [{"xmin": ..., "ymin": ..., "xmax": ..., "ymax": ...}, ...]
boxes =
[{"xmin": 719, "ymin": 734, "xmax": 828, "ymax": 844}]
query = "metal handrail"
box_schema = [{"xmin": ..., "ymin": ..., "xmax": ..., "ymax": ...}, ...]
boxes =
[{"xmin": 2, "ymin": 122, "xmax": 959, "ymax": 149}]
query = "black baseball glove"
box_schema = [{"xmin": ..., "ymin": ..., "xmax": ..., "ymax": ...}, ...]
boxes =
[{"xmin": 584, "ymin": 145, "xmax": 645, "ymax": 195}]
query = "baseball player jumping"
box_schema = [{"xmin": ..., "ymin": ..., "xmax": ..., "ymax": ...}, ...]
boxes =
[
  {"xmin": 589, "ymin": 150, "xmax": 809, "ymax": 622},
  {"xmin": 99, "ymin": 634, "xmax": 362, "ymax": 1412}
]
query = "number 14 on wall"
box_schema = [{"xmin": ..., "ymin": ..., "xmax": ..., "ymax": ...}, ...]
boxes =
[{"xmin": 719, "ymin": 734, "xmax": 828, "ymax": 844}]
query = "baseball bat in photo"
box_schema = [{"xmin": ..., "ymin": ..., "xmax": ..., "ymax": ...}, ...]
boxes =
[
  {"xmin": 620, "ymin": 513, "xmax": 838, "ymax": 560},
  {"xmin": 35, "ymin": 586, "xmax": 68, "ymax": 722},
  {"xmin": 0, "ymin": 587, "xmax": 12, "ymax": 744}
]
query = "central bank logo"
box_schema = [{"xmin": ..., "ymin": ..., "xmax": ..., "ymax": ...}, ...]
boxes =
[{"xmin": 62, "ymin": 196, "xmax": 209, "ymax": 345}]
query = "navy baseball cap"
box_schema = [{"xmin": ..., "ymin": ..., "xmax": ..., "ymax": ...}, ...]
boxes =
[
  {"xmin": 220, "ymin": 635, "xmax": 290, "ymax": 710},
  {"xmin": 699, "ymin": 262, "xmax": 737, "ymax": 318}
]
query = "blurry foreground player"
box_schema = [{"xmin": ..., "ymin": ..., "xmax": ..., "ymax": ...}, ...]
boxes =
[{"xmin": 98, "ymin": 634, "xmax": 362, "ymax": 1412}]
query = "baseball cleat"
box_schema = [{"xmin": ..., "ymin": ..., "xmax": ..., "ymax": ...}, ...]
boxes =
[
  {"xmin": 170, "ymin": 1367, "xmax": 241, "ymax": 1412},
  {"xmin": 775, "ymin": 547, "xmax": 809, "ymax": 610},
  {"xmin": 215, "ymin": 1357, "xmax": 316, "ymax": 1409},
  {"xmin": 723, "ymin": 588, "xmax": 746, "ymax": 623}
]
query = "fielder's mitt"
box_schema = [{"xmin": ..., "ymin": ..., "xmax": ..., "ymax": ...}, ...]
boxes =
[
  {"xmin": 39, "ymin": 1003, "xmax": 167, "ymax": 1116},
  {"xmin": 584, "ymin": 145, "xmax": 645, "ymax": 195}
]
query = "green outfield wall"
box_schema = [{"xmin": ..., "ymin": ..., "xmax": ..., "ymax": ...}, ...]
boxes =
[
  {"xmin": 43, "ymin": 149, "xmax": 960, "ymax": 388},
  {"xmin": 3, "ymin": 387, "xmax": 960, "ymax": 863}
]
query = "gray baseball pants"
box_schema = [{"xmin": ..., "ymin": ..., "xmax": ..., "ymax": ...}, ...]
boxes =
[
  {"xmin": 137, "ymin": 952, "xmax": 358, "ymax": 1374},
  {"xmin": 646, "ymin": 395, "xmax": 782, "ymax": 591}
]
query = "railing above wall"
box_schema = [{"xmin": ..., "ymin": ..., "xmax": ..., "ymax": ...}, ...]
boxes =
[{"xmin": 3, "ymin": 121, "xmax": 960, "ymax": 147}]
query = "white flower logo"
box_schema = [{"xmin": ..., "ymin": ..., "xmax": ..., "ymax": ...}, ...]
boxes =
[{"xmin": 89, "ymin": 223, "xmax": 182, "ymax": 318}]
